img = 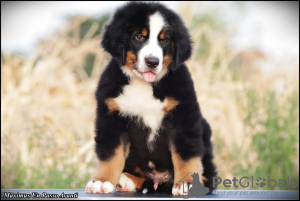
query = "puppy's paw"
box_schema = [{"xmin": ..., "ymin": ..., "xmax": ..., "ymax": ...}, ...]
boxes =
[
  {"xmin": 116, "ymin": 173, "xmax": 136, "ymax": 192},
  {"xmin": 172, "ymin": 182, "xmax": 191, "ymax": 196},
  {"xmin": 85, "ymin": 180, "xmax": 115, "ymax": 194}
]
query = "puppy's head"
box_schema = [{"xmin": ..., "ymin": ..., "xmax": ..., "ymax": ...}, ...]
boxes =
[{"xmin": 101, "ymin": 2, "xmax": 192, "ymax": 82}]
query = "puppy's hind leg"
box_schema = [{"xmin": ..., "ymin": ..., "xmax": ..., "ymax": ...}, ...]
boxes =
[{"xmin": 116, "ymin": 173, "xmax": 146, "ymax": 192}]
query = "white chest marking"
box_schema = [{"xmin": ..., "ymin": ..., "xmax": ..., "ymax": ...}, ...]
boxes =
[{"xmin": 114, "ymin": 79, "xmax": 167, "ymax": 151}]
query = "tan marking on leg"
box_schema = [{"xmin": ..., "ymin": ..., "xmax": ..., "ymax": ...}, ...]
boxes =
[
  {"xmin": 123, "ymin": 51, "xmax": 137, "ymax": 70},
  {"xmin": 93, "ymin": 142, "xmax": 129, "ymax": 187},
  {"xmin": 202, "ymin": 176, "xmax": 208, "ymax": 182},
  {"xmin": 134, "ymin": 166, "xmax": 146, "ymax": 177},
  {"xmin": 142, "ymin": 28, "xmax": 147, "ymax": 37},
  {"xmin": 123, "ymin": 173, "xmax": 146, "ymax": 191},
  {"xmin": 124, "ymin": 142, "xmax": 130, "ymax": 159},
  {"xmin": 163, "ymin": 97, "xmax": 179, "ymax": 112},
  {"xmin": 160, "ymin": 31, "xmax": 165, "ymax": 39},
  {"xmin": 169, "ymin": 142, "xmax": 203, "ymax": 187},
  {"xmin": 105, "ymin": 98, "xmax": 120, "ymax": 112},
  {"xmin": 163, "ymin": 55, "xmax": 173, "ymax": 68}
]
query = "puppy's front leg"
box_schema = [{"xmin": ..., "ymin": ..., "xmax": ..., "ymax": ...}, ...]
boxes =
[
  {"xmin": 169, "ymin": 142, "xmax": 203, "ymax": 196},
  {"xmin": 86, "ymin": 141, "xmax": 129, "ymax": 194}
]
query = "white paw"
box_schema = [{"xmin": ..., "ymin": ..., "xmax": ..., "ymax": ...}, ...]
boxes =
[
  {"xmin": 142, "ymin": 188, "xmax": 148, "ymax": 194},
  {"xmin": 85, "ymin": 180, "xmax": 115, "ymax": 194},
  {"xmin": 172, "ymin": 184, "xmax": 180, "ymax": 196},
  {"xmin": 172, "ymin": 182, "xmax": 191, "ymax": 196},
  {"xmin": 117, "ymin": 173, "xmax": 136, "ymax": 192}
]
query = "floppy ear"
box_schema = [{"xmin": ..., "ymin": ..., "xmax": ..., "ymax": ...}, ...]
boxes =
[
  {"xmin": 101, "ymin": 16, "xmax": 128, "ymax": 65},
  {"xmin": 171, "ymin": 24, "xmax": 192, "ymax": 71}
]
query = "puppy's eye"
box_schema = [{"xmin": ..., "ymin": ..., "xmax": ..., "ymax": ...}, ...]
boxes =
[
  {"xmin": 135, "ymin": 34, "xmax": 145, "ymax": 41},
  {"xmin": 160, "ymin": 38, "xmax": 167, "ymax": 43}
]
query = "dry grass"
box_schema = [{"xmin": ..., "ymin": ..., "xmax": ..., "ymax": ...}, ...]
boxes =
[{"xmin": 1, "ymin": 2, "xmax": 299, "ymax": 189}]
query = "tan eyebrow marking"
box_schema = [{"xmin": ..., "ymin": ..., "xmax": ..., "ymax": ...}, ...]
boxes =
[
  {"xmin": 142, "ymin": 28, "xmax": 148, "ymax": 37},
  {"xmin": 159, "ymin": 31, "xmax": 165, "ymax": 39}
]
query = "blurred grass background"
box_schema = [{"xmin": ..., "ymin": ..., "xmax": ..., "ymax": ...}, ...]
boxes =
[{"xmin": 1, "ymin": 2, "xmax": 299, "ymax": 190}]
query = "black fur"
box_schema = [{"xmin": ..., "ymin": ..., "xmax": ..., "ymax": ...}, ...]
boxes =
[{"xmin": 94, "ymin": 2, "xmax": 217, "ymax": 194}]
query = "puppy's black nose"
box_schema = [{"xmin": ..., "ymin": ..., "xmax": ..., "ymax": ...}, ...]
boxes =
[{"xmin": 145, "ymin": 56, "xmax": 159, "ymax": 68}]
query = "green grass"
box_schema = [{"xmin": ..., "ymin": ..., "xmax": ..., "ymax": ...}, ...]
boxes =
[
  {"xmin": 1, "ymin": 161, "xmax": 92, "ymax": 189},
  {"xmin": 233, "ymin": 88, "xmax": 299, "ymax": 190}
]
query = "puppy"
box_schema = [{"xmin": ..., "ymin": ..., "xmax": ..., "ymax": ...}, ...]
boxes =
[{"xmin": 85, "ymin": 2, "xmax": 217, "ymax": 196}]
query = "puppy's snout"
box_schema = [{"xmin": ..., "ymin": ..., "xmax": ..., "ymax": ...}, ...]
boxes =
[{"xmin": 145, "ymin": 56, "xmax": 159, "ymax": 68}]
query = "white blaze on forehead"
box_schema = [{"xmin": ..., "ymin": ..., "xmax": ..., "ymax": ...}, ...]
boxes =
[
  {"xmin": 138, "ymin": 12, "xmax": 166, "ymax": 72},
  {"xmin": 148, "ymin": 12, "xmax": 165, "ymax": 45}
]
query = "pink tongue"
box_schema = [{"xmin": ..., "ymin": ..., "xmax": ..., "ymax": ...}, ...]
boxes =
[
  {"xmin": 142, "ymin": 72, "xmax": 156, "ymax": 82},
  {"xmin": 154, "ymin": 181, "xmax": 159, "ymax": 191}
]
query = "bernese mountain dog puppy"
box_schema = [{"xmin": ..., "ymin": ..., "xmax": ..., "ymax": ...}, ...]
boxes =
[{"xmin": 85, "ymin": 2, "xmax": 217, "ymax": 196}]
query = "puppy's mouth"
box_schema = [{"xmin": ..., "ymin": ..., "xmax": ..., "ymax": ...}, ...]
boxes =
[
  {"xmin": 133, "ymin": 63, "xmax": 156, "ymax": 82},
  {"xmin": 140, "ymin": 71, "xmax": 156, "ymax": 82}
]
